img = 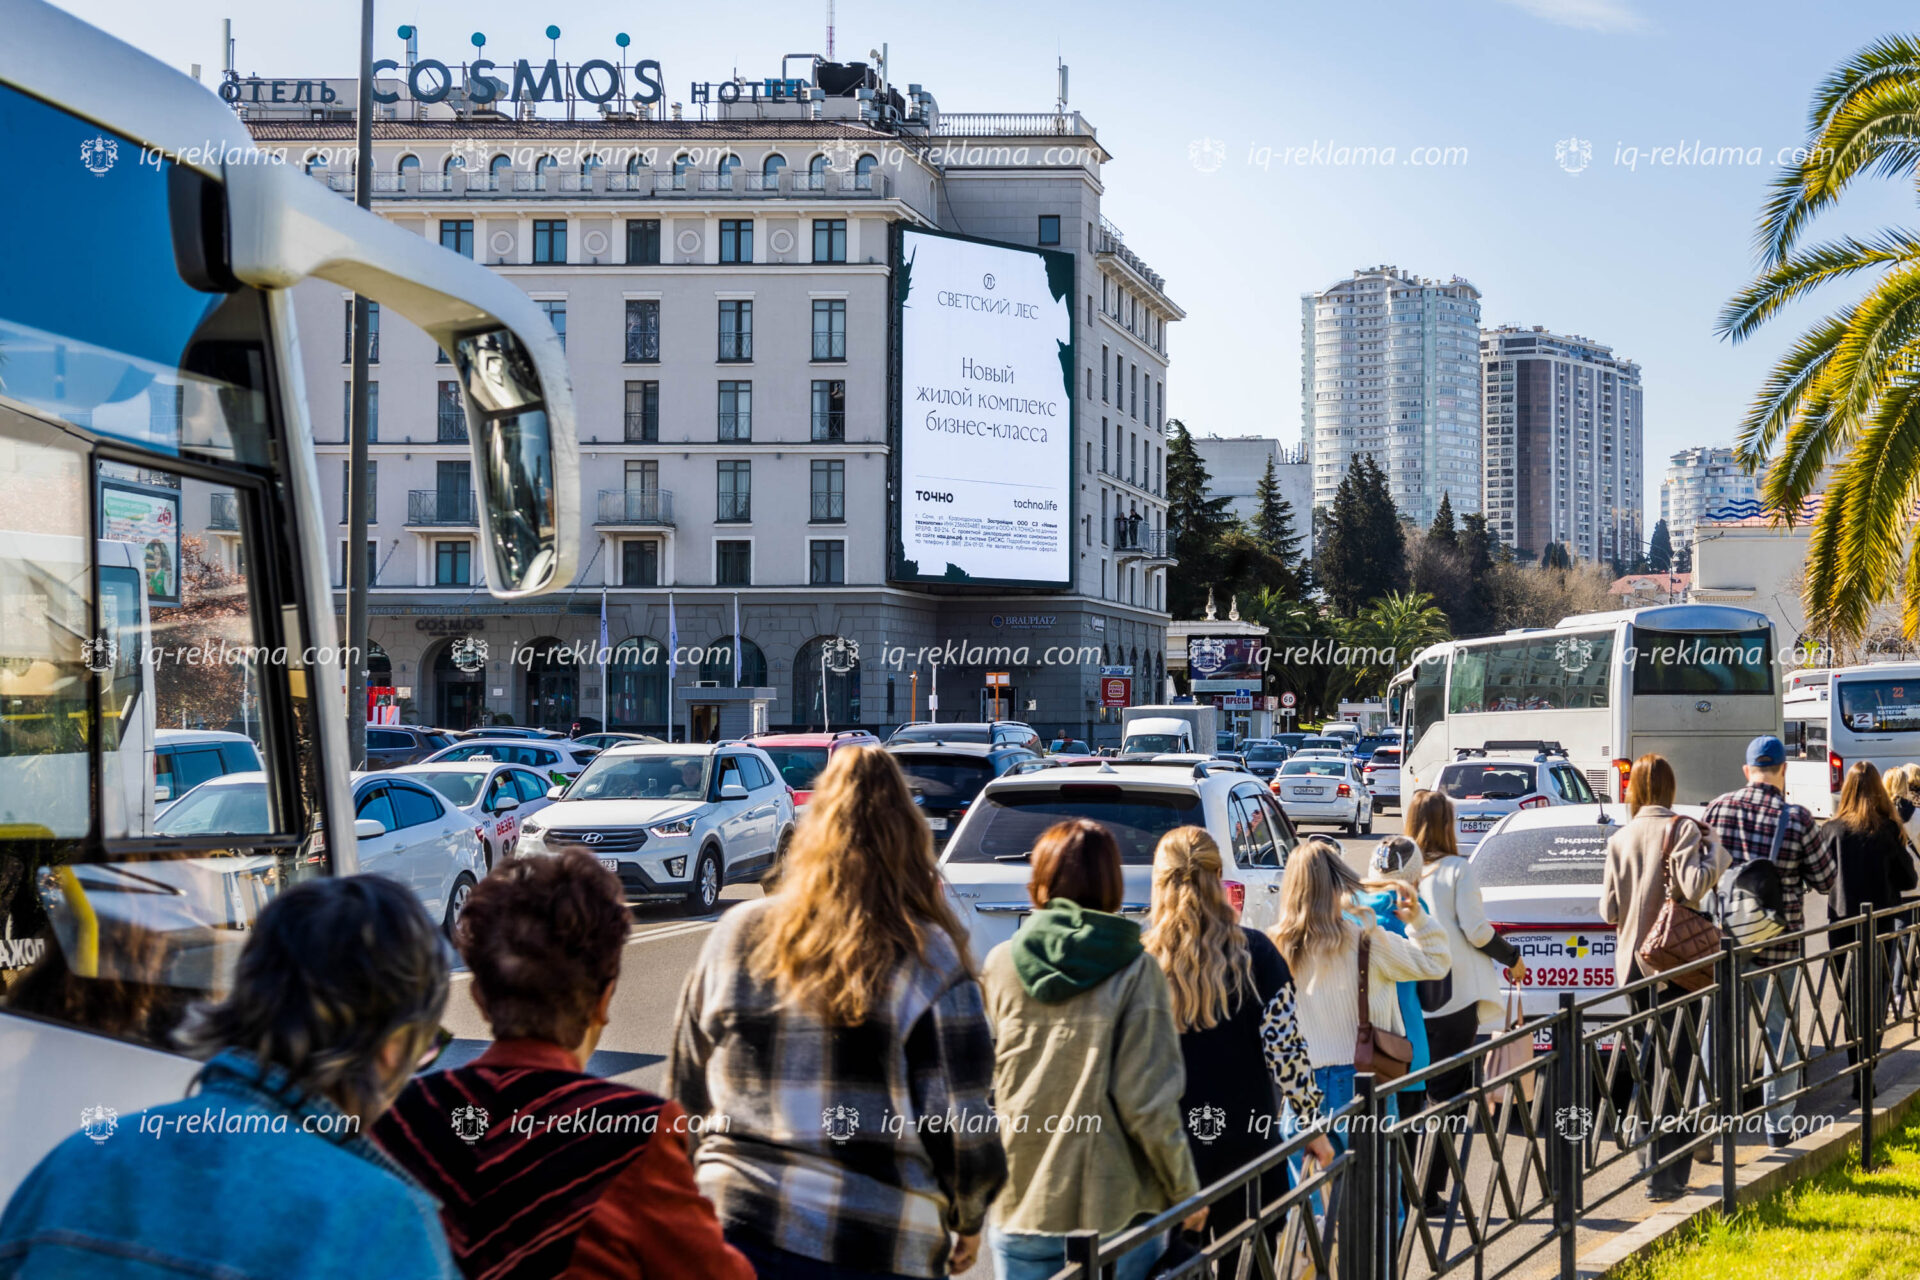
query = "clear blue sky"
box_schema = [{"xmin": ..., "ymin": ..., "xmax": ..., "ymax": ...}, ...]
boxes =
[{"xmin": 57, "ymin": 0, "xmax": 1920, "ymax": 525}]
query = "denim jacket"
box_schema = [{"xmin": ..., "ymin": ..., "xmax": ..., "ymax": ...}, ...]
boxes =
[{"xmin": 0, "ymin": 1049, "xmax": 458, "ymax": 1280}]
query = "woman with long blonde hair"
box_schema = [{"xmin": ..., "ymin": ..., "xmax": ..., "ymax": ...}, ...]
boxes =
[
  {"xmin": 1144, "ymin": 827, "xmax": 1331, "ymax": 1238},
  {"xmin": 668, "ymin": 746, "xmax": 1006, "ymax": 1280}
]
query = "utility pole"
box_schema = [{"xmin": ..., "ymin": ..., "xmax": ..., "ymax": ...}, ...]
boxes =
[{"xmin": 345, "ymin": 0, "xmax": 375, "ymax": 766}]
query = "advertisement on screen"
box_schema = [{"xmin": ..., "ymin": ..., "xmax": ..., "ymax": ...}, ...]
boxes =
[
  {"xmin": 893, "ymin": 226, "xmax": 1074, "ymax": 588},
  {"xmin": 98, "ymin": 479, "xmax": 181, "ymax": 607}
]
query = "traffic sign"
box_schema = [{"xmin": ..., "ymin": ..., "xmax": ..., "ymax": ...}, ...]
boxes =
[
  {"xmin": 1280, "ymin": 691, "xmax": 1297, "ymax": 709},
  {"xmin": 986, "ymin": 671, "xmax": 1010, "ymax": 687}
]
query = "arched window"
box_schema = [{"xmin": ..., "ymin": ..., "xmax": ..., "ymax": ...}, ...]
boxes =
[
  {"xmin": 366, "ymin": 642, "xmax": 392, "ymax": 683},
  {"xmin": 807, "ymin": 153, "xmax": 828, "ymax": 188},
  {"xmin": 522, "ymin": 636, "xmax": 579, "ymax": 730},
  {"xmin": 762, "ymin": 153, "xmax": 787, "ymax": 178},
  {"xmin": 794, "ymin": 637, "xmax": 860, "ymax": 728},
  {"xmin": 582, "ymin": 153, "xmax": 603, "ymax": 174},
  {"xmin": 854, "ymin": 153, "xmax": 878, "ymax": 189},
  {"xmin": 443, "ymin": 153, "xmax": 466, "ymax": 175},
  {"xmin": 489, "ymin": 154, "xmax": 512, "ymax": 186},
  {"xmin": 608, "ymin": 637, "xmax": 669, "ymax": 729},
  {"xmin": 715, "ymin": 153, "xmax": 740, "ymax": 189},
  {"xmin": 534, "ymin": 154, "xmax": 557, "ymax": 189},
  {"xmin": 396, "ymin": 154, "xmax": 420, "ymax": 177},
  {"xmin": 671, "ymin": 153, "xmax": 692, "ymax": 189},
  {"xmin": 626, "ymin": 154, "xmax": 645, "ymax": 176},
  {"xmin": 304, "ymin": 153, "xmax": 328, "ymax": 176},
  {"xmin": 698, "ymin": 637, "xmax": 767, "ymax": 689}
]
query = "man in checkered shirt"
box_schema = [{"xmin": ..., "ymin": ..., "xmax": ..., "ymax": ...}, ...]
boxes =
[{"xmin": 1703, "ymin": 734, "xmax": 1836, "ymax": 1146}]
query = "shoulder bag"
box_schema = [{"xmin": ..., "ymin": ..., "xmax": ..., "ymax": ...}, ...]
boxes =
[
  {"xmin": 1636, "ymin": 816, "xmax": 1719, "ymax": 991},
  {"xmin": 1353, "ymin": 932, "xmax": 1413, "ymax": 1082}
]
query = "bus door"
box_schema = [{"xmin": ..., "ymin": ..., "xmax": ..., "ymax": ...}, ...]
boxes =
[{"xmin": 1782, "ymin": 693, "xmax": 1832, "ymax": 817}]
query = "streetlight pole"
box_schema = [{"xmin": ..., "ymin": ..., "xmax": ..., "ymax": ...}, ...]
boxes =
[{"xmin": 345, "ymin": 0, "xmax": 375, "ymax": 766}]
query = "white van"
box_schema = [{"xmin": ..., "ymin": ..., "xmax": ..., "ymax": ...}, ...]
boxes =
[
  {"xmin": 153, "ymin": 729, "xmax": 264, "ymax": 815},
  {"xmin": 1784, "ymin": 664, "xmax": 1920, "ymax": 817}
]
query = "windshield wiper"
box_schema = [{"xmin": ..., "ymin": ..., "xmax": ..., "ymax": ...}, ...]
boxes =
[{"xmin": 992, "ymin": 853, "xmax": 1032, "ymax": 863}]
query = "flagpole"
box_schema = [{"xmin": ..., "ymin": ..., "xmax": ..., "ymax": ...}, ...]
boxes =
[{"xmin": 598, "ymin": 586, "xmax": 609, "ymax": 731}]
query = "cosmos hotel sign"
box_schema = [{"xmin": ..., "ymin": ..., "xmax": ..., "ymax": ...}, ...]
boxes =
[{"xmin": 893, "ymin": 226, "xmax": 1075, "ymax": 590}]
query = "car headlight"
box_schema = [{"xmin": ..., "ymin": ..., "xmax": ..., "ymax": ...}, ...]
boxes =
[
  {"xmin": 649, "ymin": 817, "xmax": 696, "ymax": 838},
  {"xmin": 519, "ymin": 819, "xmax": 545, "ymax": 838}
]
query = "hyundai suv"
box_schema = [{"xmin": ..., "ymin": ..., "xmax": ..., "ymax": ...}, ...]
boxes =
[
  {"xmin": 516, "ymin": 743, "xmax": 795, "ymax": 913},
  {"xmin": 1433, "ymin": 742, "xmax": 1597, "ymax": 852}
]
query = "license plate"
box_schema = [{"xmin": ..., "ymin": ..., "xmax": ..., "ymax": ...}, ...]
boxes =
[
  {"xmin": 598, "ymin": 858, "xmax": 619, "ymax": 873},
  {"xmin": 1460, "ymin": 818, "xmax": 1493, "ymax": 833},
  {"xmin": 1501, "ymin": 930, "xmax": 1616, "ymax": 991},
  {"xmin": 1294, "ymin": 786, "xmax": 1324, "ymax": 796},
  {"xmin": 926, "ymin": 816, "xmax": 949, "ymax": 832}
]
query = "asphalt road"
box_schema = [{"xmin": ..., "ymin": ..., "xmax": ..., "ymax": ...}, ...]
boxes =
[{"xmin": 436, "ymin": 812, "xmax": 1404, "ymax": 1093}]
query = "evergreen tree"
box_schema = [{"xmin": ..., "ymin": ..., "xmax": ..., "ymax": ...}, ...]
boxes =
[
  {"xmin": 1428, "ymin": 491, "xmax": 1458, "ymax": 550},
  {"xmin": 1249, "ymin": 454, "xmax": 1306, "ymax": 597},
  {"xmin": 1456, "ymin": 512, "xmax": 1497, "ymax": 635},
  {"xmin": 1647, "ymin": 519, "xmax": 1674, "ymax": 573},
  {"xmin": 1315, "ymin": 454, "xmax": 1407, "ymax": 617},
  {"xmin": 1540, "ymin": 541, "xmax": 1573, "ymax": 571},
  {"xmin": 1163, "ymin": 419, "xmax": 1236, "ymax": 617},
  {"xmin": 1674, "ymin": 543, "xmax": 1693, "ymax": 574}
]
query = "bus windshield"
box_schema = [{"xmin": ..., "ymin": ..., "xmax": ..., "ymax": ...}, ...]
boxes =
[
  {"xmin": 1836, "ymin": 678, "xmax": 1920, "ymax": 733},
  {"xmin": 1631, "ymin": 628, "xmax": 1773, "ymax": 696}
]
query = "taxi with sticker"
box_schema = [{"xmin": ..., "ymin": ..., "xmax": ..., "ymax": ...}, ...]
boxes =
[
  {"xmin": 393, "ymin": 760, "xmax": 557, "ymax": 871},
  {"xmin": 1469, "ymin": 800, "xmax": 1707, "ymax": 1038}
]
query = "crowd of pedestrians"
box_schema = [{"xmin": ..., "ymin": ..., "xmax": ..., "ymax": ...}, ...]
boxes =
[{"xmin": 4, "ymin": 736, "xmax": 1916, "ymax": 1277}]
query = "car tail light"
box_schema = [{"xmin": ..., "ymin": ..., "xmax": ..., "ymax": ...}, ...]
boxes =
[
  {"xmin": 1362, "ymin": 765, "xmax": 1376, "ymax": 776},
  {"xmin": 1223, "ymin": 880, "xmax": 1246, "ymax": 915},
  {"xmin": 1518, "ymin": 796, "xmax": 1550, "ymax": 809},
  {"xmin": 1612, "ymin": 758, "xmax": 1632, "ymax": 802},
  {"xmin": 1830, "ymin": 751, "xmax": 1844, "ymax": 793},
  {"xmin": 1336, "ymin": 782, "xmax": 1352, "ymax": 797}
]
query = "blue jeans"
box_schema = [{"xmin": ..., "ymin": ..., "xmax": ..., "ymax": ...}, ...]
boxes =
[
  {"xmin": 989, "ymin": 1225, "xmax": 1167, "ymax": 1280},
  {"xmin": 1283, "ymin": 1066, "xmax": 1400, "ymax": 1219}
]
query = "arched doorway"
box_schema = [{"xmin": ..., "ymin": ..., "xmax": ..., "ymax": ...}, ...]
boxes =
[
  {"xmin": 522, "ymin": 636, "xmax": 579, "ymax": 730},
  {"xmin": 697, "ymin": 637, "xmax": 767, "ymax": 688},
  {"xmin": 608, "ymin": 636, "xmax": 668, "ymax": 731},
  {"xmin": 793, "ymin": 636, "xmax": 860, "ymax": 729},
  {"xmin": 430, "ymin": 638, "xmax": 485, "ymax": 730}
]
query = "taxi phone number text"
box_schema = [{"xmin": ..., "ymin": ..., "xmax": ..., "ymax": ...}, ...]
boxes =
[{"xmin": 1505, "ymin": 964, "xmax": 1613, "ymax": 990}]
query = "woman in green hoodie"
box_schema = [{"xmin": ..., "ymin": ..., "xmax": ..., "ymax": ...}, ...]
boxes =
[{"xmin": 980, "ymin": 818, "xmax": 1206, "ymax": 1280}]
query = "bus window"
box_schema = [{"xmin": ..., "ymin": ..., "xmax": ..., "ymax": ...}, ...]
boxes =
[
  {"xmin": 1631, "ymin": 628, "xmax": 1773, "ymax": 696},
  {"xmin": 1835, "ymin": 679, "xmax": 1920, "ymax": 733},
  {"xmin": 1410, "ymin": 651, "xmax": 1447, "ymax": 756}
]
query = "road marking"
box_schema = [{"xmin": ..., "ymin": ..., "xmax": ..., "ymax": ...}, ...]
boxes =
[{"xmin": 451, "ymin": 917, "xmax": 716, "ymax": 981}]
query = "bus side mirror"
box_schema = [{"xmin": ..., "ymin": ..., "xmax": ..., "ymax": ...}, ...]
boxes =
[{"xmin": 453, "ymin": 328, "xmax": 565, "ymax": 596}]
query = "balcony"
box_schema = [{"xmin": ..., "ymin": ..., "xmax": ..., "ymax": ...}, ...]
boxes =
[
  {"xmin": 810, "ymin": 492, "xmax": 845, "ymax": 522},
  {"xmin": 595, "ymin": 488, "xmax": 675, "ymax": 526},
  {"xmin": 929, "ymin": 111, "xmax": 1098, "ymax": 139},
  {"xmin": 1113, "ymin": 525, "xmax": 1176, "ymax": 568},
  {"xmin": 716, "ymin": 492, "xmax": 751, "ymax": 523},
  {"xmin": 811, "ymin": 330, "xmax": 847, "ymax": 362},
  {"xmin": 325, "ymin": 168, "xmax": 895, "ymax": 202},
  {"xmin": 718, "ymin": 331, "xmax": 753, "ymax": 362},
  {"xmin": 407, "ymin": 488, "xmax": 476, "ymax": 527},
  {"xmin": 436, "ymin": 411, "xmax": 468, "ymax": 444},
  {"xmin": 207, "ymin": 492, "xmax": 239, "ymax": 531}
]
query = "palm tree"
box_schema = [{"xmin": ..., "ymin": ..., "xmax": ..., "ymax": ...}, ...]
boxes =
[
  {"xmin": 1346, "ymin": 591, "xmax": 1450, "ymax": 696},
  {"xmin": 1719, "ymin": 34, "xmax": 1920, "ymax": 640}
]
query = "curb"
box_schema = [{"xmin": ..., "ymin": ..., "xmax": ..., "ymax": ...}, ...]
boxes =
[{"xmin": 1574, "ymin": 1054, "xmax": 1920, "ymax": 1279}]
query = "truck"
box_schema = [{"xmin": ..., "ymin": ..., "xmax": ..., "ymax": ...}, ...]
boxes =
[{"xmin": 1119, "ymin": 704, "xmax": 1221, "ymax": 757}]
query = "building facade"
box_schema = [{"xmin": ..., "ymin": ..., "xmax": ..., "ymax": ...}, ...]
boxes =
[
  {"xmin": 1191, "ymin": 435, "xmax": 1313, "ymax": 560},
  {"xmin": 1660, "ymin": 445, "xmax": 1758, "ymax": 553},
  {"xmin": 242, "ymin": 58, "xmax": 1180, "ymax": 742},
  {"xmin": 1301, "ymin": 265, "xmax": 1481, "ymax": 527},
  {"xmin": 1479, "ymin": 325, "xmax": 1643, "ymax": 565}
]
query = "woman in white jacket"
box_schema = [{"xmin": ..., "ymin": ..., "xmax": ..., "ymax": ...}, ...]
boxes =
[
  {"xmin": 1269, "ymin": 836, "xmax": 1449, "ymax": 1137},
  {"xmin": 1408, "ymin": 791, "xmax": 1525, "ymax": 1212}
]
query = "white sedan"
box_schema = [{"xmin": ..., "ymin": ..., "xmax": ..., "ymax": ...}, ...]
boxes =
[
  {"xmin": 155, "ymin": 771, "xmax": 487, "ymax": 936},
  {"xmin": 422, "ymin": 738, "xmax": 598, "ymax": 788},
  {"xmin": 395, "ymin": 760, "xmax": 556, "ymax": 871},
  {"xmin": 1270, "ymin": 757, "xmax": 1373, "ymax": 835}
]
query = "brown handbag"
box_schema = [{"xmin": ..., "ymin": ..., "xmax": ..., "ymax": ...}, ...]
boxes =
[
  {"xmin": 1353, "ymin": 932, "xmax": 1414, "ymax": 1081},
  {"xmin": 1636, "ymin": 816, "xmax": 1719, "ymax": 992}
]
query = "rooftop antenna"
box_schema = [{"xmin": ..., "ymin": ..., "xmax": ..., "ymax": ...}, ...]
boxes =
[
  {"xmin": 826, "ymin": 0, "xmax": 835, "ymax": 60},
  {"xmin": 1056, "ymin": 57, "xmax": 1068, "ymax": 114},
  {"xmin": 221, "ymin": 18, "xmax": 233, "ymax": 77}
]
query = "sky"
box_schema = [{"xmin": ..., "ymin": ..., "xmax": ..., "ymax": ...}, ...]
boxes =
[{"xmin": 54, "ymin": 0, "xmax": 1920, "ymax": 527}]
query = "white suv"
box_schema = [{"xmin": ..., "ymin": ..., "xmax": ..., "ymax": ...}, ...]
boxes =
[
  {"xmin": 516, "ymin": 743, "xmax": 795, "ymax": 913},
  {"xmin": 938, "ymin": 760, "xmax": 1297, "ymax": 955},
  {"xmin": 1433, "ymin": 742, "xmax": 1597, "ymax": 852}
]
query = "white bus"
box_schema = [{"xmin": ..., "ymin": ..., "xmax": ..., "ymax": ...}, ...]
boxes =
[
  {"xmin": 1783, "ymin": 663, "xmax": 1920, "ymax": 818},
  {"xmin": 0, "ymin": 0, "xmax": 578, "ymax": 1201},
  {"xmin": 1388, "ymin": 604, "xmax": 1780, "ymax": 805}
]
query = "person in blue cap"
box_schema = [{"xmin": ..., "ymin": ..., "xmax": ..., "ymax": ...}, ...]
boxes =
[{"xmin": 1702, "ymin": 734, "xmax": 1835, "ymax": 1148}]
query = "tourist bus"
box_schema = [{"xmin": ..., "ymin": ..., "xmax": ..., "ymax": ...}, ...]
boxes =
[
  {"xmin": 1782, "ymin": 663, "xmax": 1920, "ymax": 818},
  {"xmin": 1386, "ymin": 604, "xmax": 1780, "ymax": 805},
  {"xmin": 0, "ymin": 0, "xmax": 578, "ymax": 1199}
]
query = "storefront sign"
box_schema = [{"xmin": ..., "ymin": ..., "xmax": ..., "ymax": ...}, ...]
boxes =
[
  {"xmin": 1100, "ymin": 676, "xmax": 1131, "ymax": 707},
  {"xmin": 416, "ymin": 616, "xmax": 487, "ymax": 634}
]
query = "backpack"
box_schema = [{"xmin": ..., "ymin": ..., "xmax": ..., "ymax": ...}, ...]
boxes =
[{"xmin": 1714, "ymin": 797, "xmax": 1792, "ymax": 947}]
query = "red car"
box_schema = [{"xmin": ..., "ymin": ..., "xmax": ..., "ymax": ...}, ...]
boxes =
[{"xmin": 748, "ymin": 729, "xmax": 884, "ymax": 806}]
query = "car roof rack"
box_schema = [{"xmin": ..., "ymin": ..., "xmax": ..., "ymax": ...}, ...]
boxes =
[{"xmin": 1454, "ymin": 740, "xmax": 1565, "ymax": 761}]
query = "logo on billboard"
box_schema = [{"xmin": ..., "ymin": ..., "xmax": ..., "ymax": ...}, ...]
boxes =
[
  {"xmin": 1189, "ymin": 638, "xmax": 1230, "ymax": 677},
  {"xmin": 80, "ymin": 136, "xmax": 118, "ymax": 176},
  {"xmin": 982, "ymin": 273, "xmax": 997, "ymax": 291}
]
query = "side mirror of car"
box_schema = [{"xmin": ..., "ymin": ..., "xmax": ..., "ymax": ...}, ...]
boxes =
[
  {"xmin": 719, "ymin": 782, "xmax": 750, "ymax": 801},
  {"xmin": 493, "ymin": 794, "xmax": 520, "ymax": 812},
  {"xmin": 547, "ymin": 785, "xmax": 567, "ymax": 801},
  {"xmin": 354, "ymin": 817, "xmax": 387, "ymax": 839}
]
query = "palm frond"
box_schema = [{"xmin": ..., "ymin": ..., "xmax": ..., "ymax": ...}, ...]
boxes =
[
  {"xmin": 1731, "ymin": 311, "xmax": 1850, "ymax": 469},
  {"xmin": 1717, "ymin": 231, "xmax": 1920, "ymax": 341}
]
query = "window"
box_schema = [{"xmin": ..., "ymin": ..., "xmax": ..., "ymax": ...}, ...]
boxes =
[
  {"xmin": 625, "ymin": 459, "xmax": 659, "ymax": 492},
  {"xmin": 672, "ymin": 154, "xmax": 691, "ymax": 188},
  {"xmin": 343, "ymin": 299, "xmax": 379, "ymax": 363},
  {"xmin": 537, "ymin": 299, "xmax": 566, "ymax": 351},
  {"xmin": 811, "ymin": 459, "xmax": 845, "ymax": 522},
  {"xmin": 624, "ymin": 380, "xmax": 659, "ymax": 442},
  {"xmin": 1630, "ymin": 627, "xmax": 1773, "ymax": 696},
  {"xmin": 719, "ymin": 219, "xmax": 753, "ymax": 264},
  {"xmin": 718, "ymin": 381, "xmax": 753, "ymax": 441},
  {"xmin": 439, "ymin": 219, "xmax": 473, "ymax": 258},
  {"xmin": 1130, "ymin": 364, "xmax": 1138, "ymax": 418},
  {"xmin": 337, "ymin": 539, "xmax": 378, "ymax": 587},
  {"xmin": 809, "ymin": 539, "xmax": 845, "ymax": 585},
  {"xmin": 389, "ymin": 783, "xmax": 444, "ymax": 828},
  {"xmin": 807, "ymin": 153, "xmax": 828, "ymax": 188},
  {"xmin": 532, "ymin": 219, "xmax": 567, "ymax": 264},
  {"xmin": 625, "ymin": 299, "xmax": 660, "ymax": 362},
  {"xmin": 719, "ymin": 299, "xmax": 753, "ymax": 361},
  {"xmin": 435, "ymin": 539, "xmax": 472, "ymax": 586},
  {"xmin": 1100, "ymin": 490, "xmax": 1108, "ymax": 545},
  {"xmin": 626, "ymin": 219, "xmax": 661, "ymax": 264},
  {"xmin": 1037, "ymin": 214, "xmax": 1060, "ymax": 245},
  {"xmin": 622, "ymin": 539, "xmax": 659, "ymax": 587},
  {"xmin": 811, "ymin": 379, "xmax": 846, "ymax": 441},
  {"xmin": 1447, "ymin": 632, "xmax": 1616, "ymax": 715},
  {"xmin": 341, "ymin": 380, "xmax": 379, "ymax": 441},
  {"xmin": 762, "ymin": 153, "xmax": 788, "ymax": 179},
  {"xmin": 339, "ymin": 460, "xmax": 378, "ymax": 522},
  {"xmin": 717, "ymin": 460, "xmax": 751, "ymax": 522},
  {"xmin": 489, "ymin": 154, "xmax": 511, "ymax": 187},
  {"xmin": 813, "ymin": 218, "xmax": 847, "ymax": 263},
  {"xmin": 811, "ymin": 298, "xmax": 846, "ymax": 361},
  {"xmin": 356, "ymin": 786, "xmax": 398, "ymax": 832},
  {"xmin": 436, "ymin": 381, "xmax": 465, "ymax": 442},
  {"xmin": 716, "ymin": 154, "xmax": 740, "ymax": 188},
  {"xmin": 854, "ymin": 154, "xmax": 878, "ymax": 189},
  {"xmin": 716, "ymin": 539, "xmax": 752, "ymax": 586},
  {"xmin": 1101, "ymin": 345, "xmax": 1109, "ymax": 401}
]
